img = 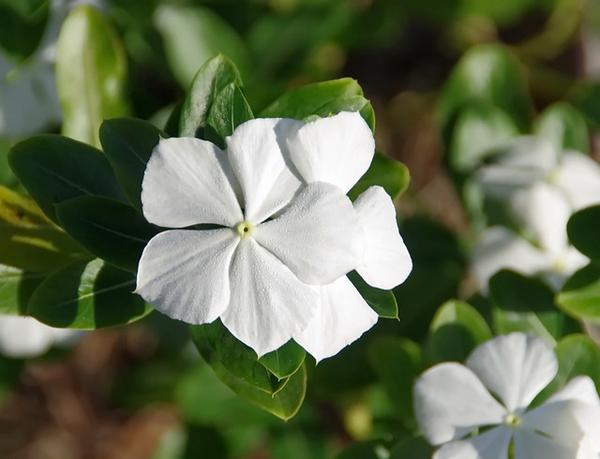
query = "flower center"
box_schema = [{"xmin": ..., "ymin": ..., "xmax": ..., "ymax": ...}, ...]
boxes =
[
  {"xmin": 504, "ymin": 412, "xmax": 521, "ymax": 427},
  {"xmin": 235, "ymin": 221, "xmax": 253, "ymax": 238}
]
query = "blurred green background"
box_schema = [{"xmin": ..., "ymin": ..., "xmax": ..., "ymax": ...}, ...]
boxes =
[{"xmin": 1, "ymin": 0, "xmax": 600, "ymax": 458}]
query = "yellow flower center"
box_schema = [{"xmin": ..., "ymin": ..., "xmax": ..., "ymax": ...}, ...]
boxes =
[
  {"xmin": 236, "ymin": 221, "xmax": 253, "ymax": 238},
  {"xmin": 504, "ymin": 412, "xmax": 521, "ymax": 427}
]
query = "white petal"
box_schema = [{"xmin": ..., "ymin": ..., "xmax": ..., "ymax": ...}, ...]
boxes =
[
  {"xmin": 466, "ymin": 333, "xmax": 558, "ymax": 412},
  {"xmin": 353, "ymin": 186, "xmax": 412, "ymax": 289},
  {"xmin": 522, "ymin": 400, "xmax": 587, "ymax": 444},
  {"xmin": 513, "ymin": 429, "xmax": 580, "ymax": 459},
  {"xmin": 226, "ymin": 118, "xmax": 304, "ymax": 223},
  {"xmin": 476, "ymin": 137, "xmax": 558, "ymax": 198},
  {"xmin": 471, "ymin": 227, "xmax": 550, "ymax": 292},
  {"xmin": 136, "ymin": 229, "xmax": 238, "ymax": 324},
  {"xmin": 414, "ymin": 362, "xmax": 506, "ymax": 445},
  {"xmin": 141, "ymin": 137, "xmax": 243, "ymax": 227},
  {"xmin": 509, "ymin": 183, "xmax": 571, "ymax": 254},
  {"xmin": 287, "ymin": 111, "xmax": 375, "ymax": 193},
  {"xmin": 255, "ymin": 182, "xmax": 364, "ymax": 285},
  {"xmin": 295, "ymin": 276, "xmax": 378, "ymax": 362},
  {"xmin": 549, "ymin": 376, "xmax": 600, "ymax": 405},
  {"xmin": 433, "ymin": 427, "xmax": 512, "ymax": 459},
  {"xmin": 555, "ymin": 152, "xmax": 600, "ymax": 210},
  {"xmin": 221, "ymin": 238, "xmax": 319, "ymax": 357},
  {"xmin": 0, "ymin": 315, "xmax": 62, "ymax": 358}
]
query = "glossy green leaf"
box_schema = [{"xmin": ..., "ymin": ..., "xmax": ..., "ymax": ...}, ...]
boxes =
[
  {"xmin": 570, "ymin": 83, "xmax": 600, "ymax": 129},
  {"xmin": 567, "ymin": 206, "xmax": 600, "ymax": 260},
  {"xmin": 426, "ymin": 300, "xmax": 492, "ymax": 363},
  {"xmin": 206, "ymin": 83, "xmax": 254, "ymax": 147},
  {"xmin": 347, "ymin": 271, "xmax": 398, "ymax": 319},
  {"xmin": 535, "ymin": 102, "xmax": 589, "ymax": 154},
  {"xmin": 190, "ymin": 320, "xmax": 281, "ymax": 395},
  {"xmin": 9, "ymin": 134, "xmax": 126, "ymax": 223},
  {"xmin": 56, "ymin": 4, "xmax": 128, "ymax": 147},
  {"xmin": 0, "ymin": 264, "xmax": 45, "ymax": 315},
  {"xmin": 191, "ymin": 321, "xmax": 306, "ymax": 420},
  {"xmin": 348, "ymin": 153, "xmax": 410, "ymax": 201},
  {"xmin": 260, "ymin": 78, "xmax": 375, "ymax": 132},
  {"xmin": 368, "ymin": 337, "xmax": 422, "ymax": 423},
  {"xmin": 490, "ymin": 270, "xmax": 580, "ymax": 342},
  {"xmin": 154, "ymin": 4, "xmax": 250, "ymax": 89},
  {"xmin": 448, "ymin": 103, "xmax": 518, "ymax": 172},
  {"xmin": 439, "ymin": 44, "xmax": 531, "ymax": 138},
  {"xmin": 557, "ymin": 264, "xmax": 600, "ymax": 322},
  {"xmin": 28, "ymin": 258, "xmax": 152, "ymax": 329},
  {"xmin": 551, "ymin": 335, "xmax": 600, "ymax": 391},
  {"xmin": 99, "ymin": 118, "xmax": 161, "ymax": 211},
  {"xmin": 179, "ymin": 55, "xmax": 242, "ymax": 138},
  {"xmin": 389, "ymin": 436, "xmax": 431, "ymax": 459},
  {"xmin": 258, "ymin": 340, "xmax": 306, "ymax": 380},
  {"xmin": 56, "ymin": 196, "xmax": 158, "ymax": 272},
  {"xmin": 0, "ymin": 186, "xmax": 87, "ymax": 272}
]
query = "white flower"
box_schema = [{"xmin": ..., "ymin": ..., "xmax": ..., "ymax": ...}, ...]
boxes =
[
  {"xmin": 0, "ymin": 314, "xmax": 80, "ymax": 358},
  {"xmin": 414, "ymin": 333, "xmax": 600, "ymax": 459},
  {"xmin": 136, "ymin": 112, "xmax": 412, "ymax": 359},
  {"xmin": 471, "ymin": 137, "xmax": 600, "ymax": 291}
]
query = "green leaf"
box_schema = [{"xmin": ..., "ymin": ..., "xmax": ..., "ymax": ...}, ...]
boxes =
[
  {"xmin": 552, "ymin": 334, "xmax": 600, "ymax": 390},
  {"xmin": 260, "ymin": 78, "xmax": 375, "ymax": 132},
  {"xmin": 0, "ymin": 0, "xmax": 48, "ymax": 61},
  {"xmin": 56, "ymin": 4, "xmax": 128, "ymax": 147},
  {"xmin": 0, "ymin": 265, "xmax": 45, "ymax": 315},
  {"xmin": 347, "ymin": 271, "xmax": 398, "ymax": 319},
  {"xmin": 9, "ymin": 134, "xmax": 126, "ymax": 223},
  {"xmin": 448, "ymin": 103, "xmax": 519, "ymax": 173},
  {"xmin": 567, "ymin": 205, "xmax": 600, "ymax": 260},
  {"xmin": 0, "ymin": 186, "xmax": 87, "ymax": 272},
  {"xmin": 154, "ymin": 4, "xmax": 250, "ymax": 89},
  {"xmin": 27, "ymin": 258, "xmax": 152, "ymax": 329},
  {"xmin": 389, "ymin": 436, "xmax": 431, "ymax": 459},
  {"xmin": 570, "ymin": 83, "xmax": 600, "ymax": 129},
  {"xmin": 439, "ymin": 44, "xmax": 531, "ymax": 138},
  {"xmin": 557, "ymin": 263, "xmax": 600, "ymax": 322},
  {"xmin": 206, "ymin": 83, "xmax": 254, "ymax": 147},
  {"xmin": 535, "ymin": 102, "xmax": 589, "ymax": 154},
  {"xmin": 258, "ymin": 340, "xmax": 306, "ymax": 380},
  {"xmin": 336, "ymin": 441, "xmax": 390, "ymax": 459},
  {"xmin": 367, "ymin": 337, "xmax": 422, "ymax": 423},
  {"xmin": 426, "ymin": 300, "xmax": 492, "ymax": 363},
  {"xmin": 348, "ymin": 153, "xmax": 410, "ymax": 201},
  {"xmin": 56, "ymin": 196, "xmax": 158, "ymax": 273},
  {"xmin": 99, "ymin": 118, "xmax": 162, "ymax": 211},
  {"xmin": 190, "ymin": 320, "xmax": 281, "ymax": 394},
  {"xmin": 179, "ymin": 55, "xmax": 242, "ymax": 138},
  {"xmin": 190, "ymin": 321, "xmax": 306, "ymax": 419},
  {"xmin": 490, "ymin": 270, "xmax": 580, "ymax": 342}
]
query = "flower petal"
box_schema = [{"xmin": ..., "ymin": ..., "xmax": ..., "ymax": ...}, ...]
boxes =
[
  {"xmin": 414, "ymin": 362, "xmax": 506, "ymax": 445},
  {"xmin": 287, "ymin": 111, "xmax": 375, "ymax": 193},
  {"xmin": 548, "ymin": 376, "xmax": 600, "ymax": 405},
  {"xmin": 466, "ymin": 333, "xmax": 558, "ymax": 412},
  {"xmin": 471, "ymin": 227, "xmax": 550, "ymax": 292},
  {"xmin": 255, "ymin": 182, "xmax": 364, "ymax": 285},
  {"xmin": 141, "ymin": 137, "xmax": 243, "ymax": 227},
  {"xmin": 509, "ymin": 183, "xmax": 571, "ymax": 254},
  {"xmin": 295, "ymin": 276, "xmax": 378, "ymax": 362},
  {"xmin": 476, "ymin": 137, "xmax": 557, "ymax": 198},
  {"xmin": 136, "ymin": 229, "xmax": 238, "ymax": 324},
  {"xmin": 433, "ymin": 427, "xmax": 512, "ymax": 459},
  {"xmin": 353, "ymin": 186, "xmax": 412, "ymax": 289},
  {"xmin": 221, "ymin": 238, "xmax": 319, "ymax": 357},
  {"xmin": 226, "ymin": 118, "xmax": 304, "ymax": 223},
  {"xmin": 0, "ymin": 315, "xmax": 76, "ymax": 358},
  {"xmin": 555, "ymin": 152, "xmax": 600, "ymax": 210},
  {"xmin": 513, "ymin": 427, "xmax": 580, "ymax": 459}
]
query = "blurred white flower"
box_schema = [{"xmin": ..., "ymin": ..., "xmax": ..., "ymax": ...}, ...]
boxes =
[
  {"xmin": 0, "ymin": 314, "xmax": 80, "ymax": 358},
  {"xmin": 472, "ymin": 137, "xmax": 600, "ymax": 291},
  {"xmin": 414, "ymin": 333, "xmax": 600, "ymax": 459},
  {"xmin": 136, "ymin": 112, "xmax": 412, "ymax": 359},
  {"xmin": 0, "ymin": 0, "xmax": 103, "ymax": 136}
]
